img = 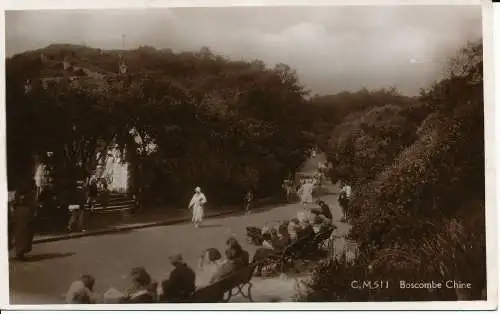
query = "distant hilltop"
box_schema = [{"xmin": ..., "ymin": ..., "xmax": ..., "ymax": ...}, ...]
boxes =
[{"xmin": 6, "ymin": 43, "xmax": 227, "ymax": 81}]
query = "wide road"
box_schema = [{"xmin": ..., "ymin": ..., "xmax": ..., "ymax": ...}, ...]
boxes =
[{"xmin": 9, "ymin": 188, "xmax": 346, "ymax": 304}]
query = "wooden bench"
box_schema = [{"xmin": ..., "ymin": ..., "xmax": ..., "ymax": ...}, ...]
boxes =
[
  {"xmin": 278, "ymin": 227, "xmax": 335, "ymax": 273},
  {"xmin": 191, "ymin": 263, "xmax": 257, "ymax": 303}
]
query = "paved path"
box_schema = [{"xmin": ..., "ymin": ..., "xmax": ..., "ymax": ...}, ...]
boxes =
[{"xmin": 9, "ymin": 188, "xmax": 348, "ymax": 304}]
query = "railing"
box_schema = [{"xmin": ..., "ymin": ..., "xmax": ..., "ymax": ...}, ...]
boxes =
[{"xmin": 326, "ymin": 235, "xmax": 359, "ymax": 264}]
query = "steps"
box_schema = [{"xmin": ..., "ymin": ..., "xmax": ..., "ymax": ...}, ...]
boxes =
[{"xmin": 91, "ymin": 192, "xmax": 135, "ymax": 214}]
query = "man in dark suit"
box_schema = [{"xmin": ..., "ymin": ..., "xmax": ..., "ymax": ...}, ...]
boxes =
[{"xmin": 160, "ymin": 254, "xmax": 196, "ymax": 303}]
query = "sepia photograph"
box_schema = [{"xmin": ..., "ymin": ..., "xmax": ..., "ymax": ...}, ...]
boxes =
[{"xmin": 2, "ymin": 0, "xmax": 495, "ymax": 310}]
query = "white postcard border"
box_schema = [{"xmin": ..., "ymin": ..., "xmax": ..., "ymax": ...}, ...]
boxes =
[{"xmin": 0, "ymin": 0, "xmax": 497, "ymax": 311}]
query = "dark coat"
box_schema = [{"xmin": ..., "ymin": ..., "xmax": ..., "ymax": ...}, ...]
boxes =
[
  {"xmin": 319, "ymin": 203, "xmax": 333, "ymax": 220},
  {"xmin": 13, "ymin": 192, "xmax": 36, "ymax": 256},
  {"xmin": 160, "ymin": 263, "xmax": 196, "ymax": 302}
]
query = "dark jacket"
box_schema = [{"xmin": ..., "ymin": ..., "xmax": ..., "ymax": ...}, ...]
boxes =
[
  {"xmin": 299, "ymin": 224, "xmax": 315, "ymax": 239},
  {"xmin": 88, "ymin": 181, "xmax": 99, "ymax": 198},
  {"xmin": 319, "ymin": 203, "xmax": 333, "ymax": 220},
  {"xmin": 160, "ymin": 263, "xmax": 196, "ymax": 302}
]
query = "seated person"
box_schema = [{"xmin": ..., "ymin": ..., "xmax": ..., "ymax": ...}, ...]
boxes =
[
  {"xmin": 103, "ymin": 267, "xmax": 156, "ymax": 303},
  {"xmin": 226, "ymin": 236, "xmax": 249, "ymax": 267},
  {"xmin": 196, "ymin": 248, "xmax": 223, "ymax": 288},
  {"xmin": 312, "ymin": 216, "xmax": 331, "ymax": 234},
  {"xmin": 246, "ymin": 226, "xmax": 263, "ymax": 245},
  {"xmin": 316, "ymin": 200, "xmax": 333, "ymax": 220},
  {"xmin": 270, "ymin": 227, "xmax": 290, "ymax": 251},
  {"xmin": 66, "ymin": 274, "xmax": 98, "ymax": 304},
  {"xmin": 261, "ymin": 224, "xmax": 272, "ymax": 239},
  {"xmin": 310, "ymin": 208, "xmax": 322, "ymax": 218},
  {"xmin": 261, "ymin": 232, "xmax": 274, "ymax": 250},
  {"xmin": 210, "ymin": 248, "xmax": 239, "ymax": 284},
  {"xmin": 252, "ymin": 227, "xmax": 290, "ymax": 276},
  {"xmin": 252, "ymin": 236, "xmax": 277, "ymax": 276},
  {"xmin": 160, "ymin": 254, "xmax": 196, "ymax": 303},
  {"xmin": 298, "ymin": 218, "xmax": 315, "ymax": 239},
  {"xmin": 277, "ymin": 221, "xmax": 291, "ymax": 242},
  {"xmin": 269, "ymin": 228, "xmax": 279, "ymax": 242},
  {"xmin": 288, "ymin": 218, "xmax": 303, "ymax": 241},
  {"xmin": 125, "ymin": 267, "xmax": 156, "ymax": 303},
  {"xmin": 296, "ymin": 210, "xmax": 314, "ymax": 226}
]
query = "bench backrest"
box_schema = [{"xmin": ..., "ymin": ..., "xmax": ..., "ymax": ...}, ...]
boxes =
[
  {"xmin": 283, "ymin": 227, "xmax": 334, "ymax": 257},
  {"xmin": 191, "ymin": 263, "xmax": 256, "ymax": 302},
  {"xmin": 314, "ymin": 227, "xmax": 335, "ymax": 243},
  {"xmin": 282, "ymin": 233, "xmax": 315, "ymax": 257}
]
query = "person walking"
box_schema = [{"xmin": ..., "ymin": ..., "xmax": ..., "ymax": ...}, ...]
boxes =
[
  {"xmin": 12, "ymin": 180, "xmax": 37, "ymax": 260},
  {"xmin": 282, "ymin": 179, "xmax": 295, "ymax": 202},
  {"xmin": 297, "ymin": 179, "xmax": 315, "ymax": 210},
  {"xmin": 339, "ymin": 182, "xmax": 352, "ymax": 222},
  {"xmin": 188, "ymin": 187, "xmax": 207, "ymax": 228},
  {"xmin": 244, "ymin": 190, "xmax": 254, "ymax": 215},
  {"xmin": 86, "ymin": 176, "xmax": 98, "ymax": 212},
  {"xmin": 67, "ymin": 180, "xmax": 87, "ymax": 232}
]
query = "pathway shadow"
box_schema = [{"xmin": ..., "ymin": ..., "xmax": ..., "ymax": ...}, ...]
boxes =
[
  {"xmin": 11, "ymin": 252, "xmax": 76, "ymax": 263},
  {"xmin": 99, "ymin": 229, "xmax": 133, "ymax": 236},
  {"xmin": 250, "ymin": 202, "xmax": 292, "ymax": 214},
  {"xmin": 199, "ymin": 223, "xmax": 223, "ymax": 228}
]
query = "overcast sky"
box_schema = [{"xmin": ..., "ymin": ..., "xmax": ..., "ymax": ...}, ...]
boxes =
[{"xmin": 5, "ymin": 6, "xmax": 482, "ymax": 96}]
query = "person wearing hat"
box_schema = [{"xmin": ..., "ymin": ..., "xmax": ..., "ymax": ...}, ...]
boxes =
[
  {"xmin": 188, "ymin": 186, "xmax": 207, "ymax": 228},
  {"xmin": 226, "ymin": 236, "xmax": 249, "ymax": 267},
  {"xmin": 159, "ymin": 254, "xmax": 196, "ymax": 302}
]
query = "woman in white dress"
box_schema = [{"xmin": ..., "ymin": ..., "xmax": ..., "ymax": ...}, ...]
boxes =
[
  {"xmin": 189, "ymin": 187, "xmax": 207, "ymax": 228},
  {"xmin": 297, "ymin": 179, "xmax": 314, "ymax": 209}
]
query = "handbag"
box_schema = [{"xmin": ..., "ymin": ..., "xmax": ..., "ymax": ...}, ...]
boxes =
[{"xmin": 68, "ymin": 204, "xmax": 80, "ymax": 212}]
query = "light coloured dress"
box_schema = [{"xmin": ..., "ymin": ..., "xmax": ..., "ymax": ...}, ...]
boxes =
[
  {"xmin": 298, "ymin": 182, "xmax": 314, "ymax": 204},
  {"xmin": 195, "ymin": 260, "xmax": 223, "ymax": 288},
  {"xmin": 189, "ymin": 192, "xmax": 207, "ymax": 224}
]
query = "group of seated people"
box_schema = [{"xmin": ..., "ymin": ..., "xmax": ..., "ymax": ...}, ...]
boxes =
[
  {"xmin": 246, "ymin": 199, "xmax": 335, "ymax": 276},
  {"xmin": 65, "ymin": 237, "xmax": 251, "ymax": 304},
  {"xmin": 65, "ymin": 200, "xmax": 335, "ymax": 304}
]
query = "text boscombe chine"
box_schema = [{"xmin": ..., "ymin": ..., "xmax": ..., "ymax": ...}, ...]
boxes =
[{"xmin": 400, "ymin": 280, "xmax": 472, "ymax": 290}]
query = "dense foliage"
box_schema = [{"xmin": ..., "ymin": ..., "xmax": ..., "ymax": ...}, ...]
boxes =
[
  {"xmin": 6, "ymin": 45, "xmax": 316, "ymax": 206},
  {"xmin": 303, "ymin": 40, "xmax": 485, "ymax": 301}
]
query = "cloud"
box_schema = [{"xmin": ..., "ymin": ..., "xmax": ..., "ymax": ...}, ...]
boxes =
[{"xmin": 5, "ymin": 6, "xmax": 483, "ymax": 96}]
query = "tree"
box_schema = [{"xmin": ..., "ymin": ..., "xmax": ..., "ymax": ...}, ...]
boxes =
[
  {"xmin": 304, "ymin": 40, "xmax": 485, "ymax": 301},
  {"xmin": 6, "ymin": 44, "xmax": 316, "ymax": 207}
]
